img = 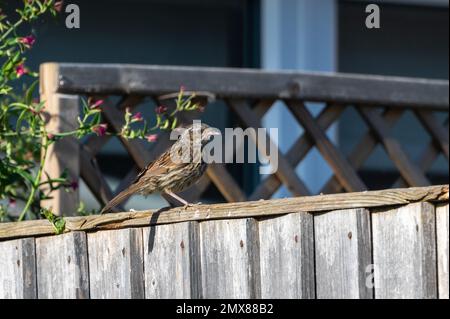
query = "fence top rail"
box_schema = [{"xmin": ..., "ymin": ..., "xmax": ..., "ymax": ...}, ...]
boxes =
[
  {"xmin": 0, "ymin": 185, "xmax": 448, "ymax": 241},
  {"xmin": 41, "ymin": 63, "xmax": 449, "ymax": 110}
]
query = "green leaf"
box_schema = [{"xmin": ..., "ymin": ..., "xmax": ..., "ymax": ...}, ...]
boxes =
[
  {"xmin": 60, "ymin": 169, "xmax": 69, "ymax": 180},
  {"xmin": 9, "ymin": 102, "xmax": 29, "ymax": 110},
  {"xmin": 15, "ymin": 108, "xmax": 28, "ymax": 132},
  {"xmin": 40, "ymin": 207, "xmax": 66, "ymax": 235},
  {"xmin": 160, "ymin": 119, "xmax": 170, "ymax": 130},
  {"xmin": 171, "ymin": 117, "xmax": 178, "ymax": 129},
  {"xmin": 15, "ymin": 169, "xmax": 35, "ymax": 186},
  {"xmin": 2, "ymin": 51, "xmax": 20, "ymax": 73},
  {"xmin": 25, "ymin": 80, "xmax": 38, "ymax": 105},
  {"xmin": 53, "ymin": 218, "xmax": 66, "ymax": 235}
]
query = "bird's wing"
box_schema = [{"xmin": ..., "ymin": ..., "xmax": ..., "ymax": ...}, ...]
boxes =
[
  {"xmin": 101, "ymin": 151, "xmax": 181, "ymax": 214},
  {"xmin": 133, "ymin": 151, "xmax": 176, "ymax": 184}
]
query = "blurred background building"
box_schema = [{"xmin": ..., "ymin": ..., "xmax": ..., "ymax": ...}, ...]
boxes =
[{"xmin": 20, "ymin": 0, "xmax": 448, "ymax": 210}]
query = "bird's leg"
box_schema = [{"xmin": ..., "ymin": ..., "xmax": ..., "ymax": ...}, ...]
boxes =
[{"xmin": 164, "ymin": 190, "xmax": 194, "ymax": 209}]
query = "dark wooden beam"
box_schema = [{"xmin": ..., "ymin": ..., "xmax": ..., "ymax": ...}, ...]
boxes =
[{"xmin": 45, "ymin": 63, "xmax": 449, "ymax": 110}]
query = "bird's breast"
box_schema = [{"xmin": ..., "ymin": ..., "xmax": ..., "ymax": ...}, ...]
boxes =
[{"xmin": 161, "ymin": 162, "xmax": 207, "ymax": 192}]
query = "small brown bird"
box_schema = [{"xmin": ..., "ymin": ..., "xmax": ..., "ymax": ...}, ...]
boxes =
[{"xmin": 100, "ymin": 123, "xmax": 220, "ymax": 214}]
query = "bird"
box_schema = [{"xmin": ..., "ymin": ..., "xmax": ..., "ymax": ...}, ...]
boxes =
[{"xmin": 100, "ymin": 123, "xmax": 220, "ymax": 214}]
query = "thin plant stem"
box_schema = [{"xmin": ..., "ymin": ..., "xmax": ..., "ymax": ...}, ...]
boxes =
[
  {"xmin": 18, "ymin": 133, "xmax": 48, "ymax": 221},
  {"xmin": 0, "ymin": 18, "xmax": 24, "ymax": 44}
]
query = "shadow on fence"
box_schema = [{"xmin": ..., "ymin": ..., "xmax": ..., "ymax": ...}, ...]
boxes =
[{"xmin": 0, "ymin": 185, "xmax": 448, "ymax": 299}]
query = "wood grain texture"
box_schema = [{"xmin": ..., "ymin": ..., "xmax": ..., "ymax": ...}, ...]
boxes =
[
  {"xmin": 321, "ymin": 108, "xmax": 403, "ymax": 194},
  {"xmin": 88, "ymin": 228, "xmax": 144, "ymax": 299},
  {"xmin": 359, "ymin": 107, "xmax": 430, "ymax": 187},
  {"xmin": 200, "ymin": 218, "xmax": 260, "ymax": 298},
  {"xmin": 36, "ymin": 232, "xmax": 89, "ymax": 298},
  {"xmin": 314, "ymin": 208, "xmax": 373, "ymax": 299},
  {"xmin": 0, "ymin": 238, "xmax": 36, "ymax": 298},
  {"xmin": 51, "ymin": 63, "xmax": 449, "ymax": 110},
  {"xmin": 415, "ymin": 110, "xmax": 449, "ymax": 160},
  {"xmin": 40, "ymin": 63, "xmax": 79, "ymax": 216},
  {"xmin": 250, "ymin": 104, "xmax": 344, "ymax": 200},
  {"xmin": 259, "ymin": 213, "xmax": 315, "ymax": 298},
  {"xmin": 0, "ymin": 185, "xmax": 447, "ymax": 240},
  {"xmin": 0, "ymin": 191, "xmax": 447, "ymax": 299},
  {"xmin": 287, "ymin": 101, "xmax": 366, "ymax": 192},
  {"xmin": 228, "ymin": 99, "xmax": 310, "ymax": 196},
  {"xmin": 40, "ymin": 94, "xmax": 80, "ymax": 216},
  {"xmin": 372, "ymin": 202, "xmax": 437, "ymax": 299},
  {"xmin": 394, "ymin": 122, "xmax": 449, "ymax": 189},
  {"xmin": 143, "ymin": 222, "xmax": 201, "ymax": 298},
  {"xmin": 436, "ymin": 203, "xmax": 449, "ymax": 299}
]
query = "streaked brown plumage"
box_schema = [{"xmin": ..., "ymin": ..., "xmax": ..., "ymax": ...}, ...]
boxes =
[{"xmin": 100, "ymin": 123, "xmax": 219, "ymax": 214}]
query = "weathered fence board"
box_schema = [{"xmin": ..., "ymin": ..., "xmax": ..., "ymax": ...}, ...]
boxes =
[
  {"xmin": 372, "ymin": 202, "xmax": 437, "ymax": 298},
  {"xmin": 259, "ymin": 213, "xmax": 315, "ymax": 298},
  {"xmin": 87, "ymin": 228, "xmax": 144, "ymax": 299},
  {"xmin": 0, "ymin": 238, "xmax": 36, "ymax": 299},
  {"xmin": 35, "ymin": 232, "xmax": 89, "ymax": 299},
  {"xmin": 314, "ymin": 208, "xmax": 373, "ymax": 299},
  {"xmin": 200, "ymin": 218, "xmax": 260, "ymax": 298},
  {"xmin": 0, "ymin": 186, "xmax": 448, "ymax": 299},
  {"xmin": 436, "ymin": 203, "xmax": 449, "ymax": 299},
  {"xmin": 143, "ymin": 222, "xmax": 201, "ymax": 299},
  {"xmin": 1, "ymin": 185, "xmax": 446, "ymax": 240}
]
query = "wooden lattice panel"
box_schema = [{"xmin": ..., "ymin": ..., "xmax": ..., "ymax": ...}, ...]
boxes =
[{"xmin": 39, "ymin": 63, "xmax": 449, "ymax": 214}]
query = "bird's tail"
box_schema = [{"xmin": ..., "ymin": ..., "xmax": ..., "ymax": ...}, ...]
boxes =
[{"xmin": 100, "ymin": 184, "xmax": 140, "ymax": 214}]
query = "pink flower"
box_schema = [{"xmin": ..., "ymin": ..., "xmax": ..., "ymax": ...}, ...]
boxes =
[
  {"xmin": 132, "ymin": 112, "xmax": 143, "ymax": 122},
  {"xmin": 69, "ymin": 180, "xmax": 78, "ymax": 191},
  {"xmin": 19, "ymin": 35, "xmax": 36, "ymax": 48},
  {"xmin": 47, "ymin": 133, "xmax": 55, "ymax": 140},
  {"xmin": 54, "ymin": 1, "xmax": 64, "ymax": 12},
  {"xmin": 146, "ymin": 134, "xmax": 158, "ymax": 142},
  {"xmin": 180, "ymin": 85, "xmax": 186, "ymax": 92},
  {"xmin": 90, "ymin": 99, "xmax": 104, "ymax": 109},
  {"xmin": 16, "ymin": 64, "xmax": 27, "ymax": 77},
  {"xmin": 155, "ymin": 105, "xmax": 167, "ymax": 114},
  {"xmin": 92, "ymin": 123, "xmax": 108, "ymax": 136}
]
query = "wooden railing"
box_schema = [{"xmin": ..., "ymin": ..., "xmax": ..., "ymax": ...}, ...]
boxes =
[
  {"xmin": 0, "ymin": 185, "xmax": 448, "ymax": 299},
  {"xmin": 39, "ymin": 63, "xmax": 449, "ymax": 215}
]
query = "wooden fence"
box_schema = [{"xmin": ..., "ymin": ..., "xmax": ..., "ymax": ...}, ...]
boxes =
[
  {"xmin": 39, "ymin": 63, "xmax": 449, "ymax": 216},
  {"xmin": 0, "ymin": 185, "xmax": 448, "ymax": 299}
]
